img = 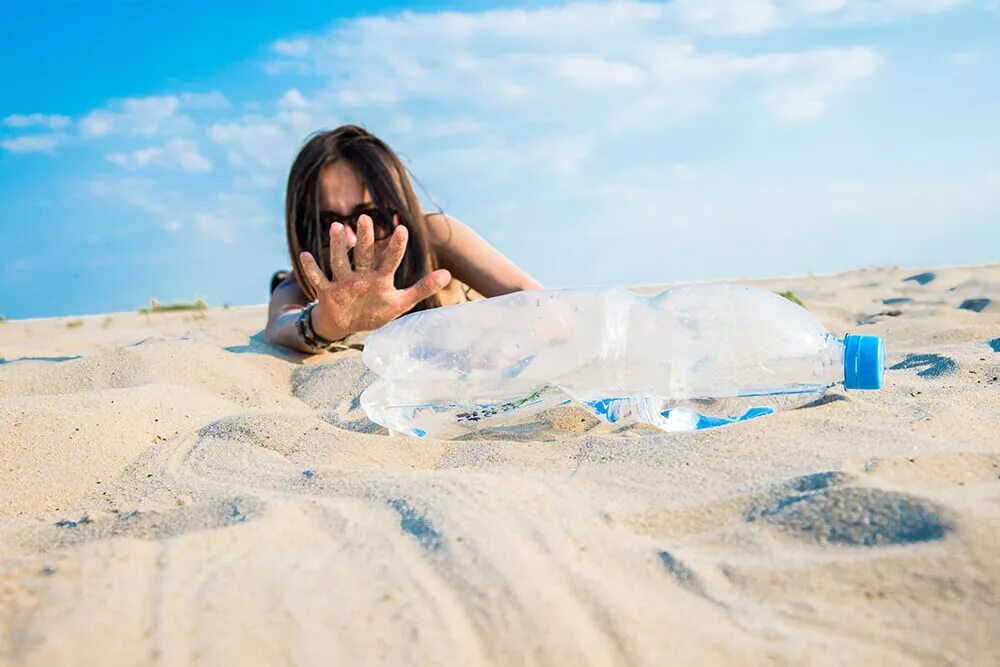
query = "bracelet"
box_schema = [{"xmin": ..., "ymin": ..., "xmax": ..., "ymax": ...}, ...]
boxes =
[{"xmin": 296, "ymin": 301, "xmax": 338, "ymax": 350}]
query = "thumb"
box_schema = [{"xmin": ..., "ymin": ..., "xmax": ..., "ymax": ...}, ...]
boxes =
[{"xmin": 399, "ymin": 269, "xmax": 451, "ymax": 311}]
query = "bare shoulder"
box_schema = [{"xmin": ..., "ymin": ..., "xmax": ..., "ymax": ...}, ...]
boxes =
[
  {"xmin": 423, "ymin": 211, "xmax": 464, "ymax": 248},
  {"xmin": 274, "ymin": 275, "xmax": 305, "ymax": 300},
  {"xmin": 420, "ymin": 212, "xmax": 542, "ymax": 297},
  {"xmin": 268, "ymin": 275, "xmax": 307, "ymax": 321}
]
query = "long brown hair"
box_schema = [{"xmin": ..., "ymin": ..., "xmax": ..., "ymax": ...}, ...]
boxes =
[{"xmin": 285, "ymin": 124, "xmax": 442, "ymax": 312}]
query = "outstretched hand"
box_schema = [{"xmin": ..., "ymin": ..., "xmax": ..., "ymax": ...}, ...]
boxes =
[{"xmin": 298, "ymin": 214, "xmax": 451, "ymax": 339}]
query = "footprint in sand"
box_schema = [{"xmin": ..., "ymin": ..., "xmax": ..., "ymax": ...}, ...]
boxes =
[
  {"xmin": 857, "ymin": 310, "xmax": 902, "ymax": 325},
  {"xmin": 959, "ymin": 298, "xmax": 991, "ymax": 313},
  {"xmin": 745, "ymin": 471, "xmax": 953, "ymax": 546},
  {"xmin": 904, "ymin": 272, "xmax": 936, "ymax": 286},
  {"xmin": 889, "ymin": 353, "xmax": 957, "ymax": 378},
  {"xmin": 656, "ymin": 549, "xmax": 715, "ymax": 603},
  {"xmin": 45, "ymin": 497, "xmax": 264, "ymax": 548},
  {"xmin": 630, "ymin": 469, "xmax": 952, "ymax": 549},
  {"xmin": 643, "ymin": 469, "xmax": 953, "ymax": 610},
  {"xmin": 388, "ymin": 498, "xmax": 444, "ymax": 552},
  {"xmin": 0, "ymin": 355, "xmax": 81, "ymax": 365},
  {"xmin": 291, "ymin": 356, "xmax": 383, "ymax": 434}
]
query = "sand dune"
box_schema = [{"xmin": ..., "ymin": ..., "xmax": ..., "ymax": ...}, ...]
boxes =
[{"xmin": 2, "ymin": 265, "xmax": 999, "ymax": 666}]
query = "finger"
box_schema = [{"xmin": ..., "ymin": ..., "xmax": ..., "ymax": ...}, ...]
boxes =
[
  {"xmin": 399, "ymin": 268, "xmax": 452, "ymax": 312},
  {"xmin": 327, "ymin": 222, "xmax": 351, "ymax": 280},
  {"xmin": 376, "ymin": 224, "xmax": 408, "ymax": 276},
  {"xmin": 299, "ymin": 251, "xmax": 330, "ymax": 291},
  {"xmin": 353, "ymin": 214, "xmax": 375, "ymax": 271}
]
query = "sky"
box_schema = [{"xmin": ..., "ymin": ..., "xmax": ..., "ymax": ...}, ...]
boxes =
[{"xmin": 1, "ymin": 0, "xmax": 998, "ymax": 319}]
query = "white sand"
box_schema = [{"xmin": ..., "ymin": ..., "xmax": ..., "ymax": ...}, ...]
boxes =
[{"xmin": 1, "ymin": 265, "xmax": 999, "ymax": 665}]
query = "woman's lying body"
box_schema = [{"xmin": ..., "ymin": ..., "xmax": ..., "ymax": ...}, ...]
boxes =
[{"xmin": 265, "ymin": 125, "xmax": 541, "ymax": 353}]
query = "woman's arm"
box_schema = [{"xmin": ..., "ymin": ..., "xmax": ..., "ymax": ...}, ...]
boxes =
[
  {"xmin": 426, "ymin": 214, "xmax": 542, "ymax": 297},
  {"xmin": 264, "ymin": 278, "xmax": 326, "ymax": 352},
  {"xmin": 264, "ymin": 217, "xmax": 451, "ymax": 353}
]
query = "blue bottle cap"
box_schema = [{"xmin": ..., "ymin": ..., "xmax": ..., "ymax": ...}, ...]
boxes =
[{"xmin": 843, "ymin": 334, "xmax": 884, "ymax": 390}]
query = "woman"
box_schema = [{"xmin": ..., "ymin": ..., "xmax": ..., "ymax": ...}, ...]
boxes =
[{"xmin": 265, "ymin": 125, "xmax": 542, "ymax": 353}]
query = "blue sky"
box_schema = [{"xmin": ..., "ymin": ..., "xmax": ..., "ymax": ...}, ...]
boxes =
[{"xmin": 2, "ymin": 0, "xmax": 998, "ymax": 319}]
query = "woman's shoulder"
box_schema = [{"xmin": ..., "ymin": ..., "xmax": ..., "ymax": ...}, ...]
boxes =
[
  {"xmin": 423, "ymin": 209, "xmax": 453, "ymax": 232},
  {"xmin": 269, "ymin": 274, "xmax": 306, "ymax": 309},
  {"xmin": 422, "ymin": 211, "xmax": 467, "ymax": 250}
]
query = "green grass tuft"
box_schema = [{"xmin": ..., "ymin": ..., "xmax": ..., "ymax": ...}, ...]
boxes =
[
  {"xmin": 776, "ymin": 290, "xmax": 805, "ymax": 307},
  {"xmin": 138, "ymin": 299, "xmax": 208, "ymax": 314},
  {"xmin": 66, "ymin": 319, "xmax": 84, "ymax": 329}
]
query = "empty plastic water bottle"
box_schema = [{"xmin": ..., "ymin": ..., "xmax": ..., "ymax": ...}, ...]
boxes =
[{"xmin": 360, "ymin": 285, "xmax": 884, "ymax": 439}]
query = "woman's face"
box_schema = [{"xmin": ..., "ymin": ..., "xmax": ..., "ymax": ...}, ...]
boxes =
[{"xmin": 318, "ymin": 159, "xmax": 393, "ymax": 253}]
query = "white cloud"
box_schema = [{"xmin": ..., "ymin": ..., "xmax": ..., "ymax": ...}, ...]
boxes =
[
  {"xmin": 88, "ymin": 177, "xmax": 172, "ymax": 221},
  {"xmin": 2, "ymin": 113, "xmax": 71, "ymax": 130},
  {"xmin": 553, "ymin": 55, "xmax": 646, "ymax": 88},
  {"xmin": 194, "ymin": 191, "xmax": 272, "ymax": 242},
  {"xmin": 430, "ymin": 132, "xmax": 594, "ymax": 179},
  {"xmin": 168, "ymin": 139, "xmax": 213, "ymax": 172},
  {"xmin": 208, "ymin": 119, "xmax": 291, "ymax": 170},
  {"xmin": 178, "ymin": 91, "xmax": 230, "ymax": 110},
  {"xmin": 1, "ymin": 134, "xmax": 64, "ymax": 153},
  {"xmin": 278, "ymin": 88, "xmax": 308, "ymax": 108},
  {"xmin": 79, "ymin": 91, "xmax": 228, "ymax": 138},
  {"xmin": 796, "ymin": 0, "xmax": 849, "ymax": 13},
  {"xmin": 219, "ymin": 0, "xmax": 886, "ymax": 169},
  {"xmin": 272, "ymin": 38, "xmax": 310, "ymax": 57},
  {"xmin": 132, "ymin": 147, "xmax": 164, "ymax": 166},
  {"xmin": 419, "ymin": 117, "xmax": 487, "ymax": 138},
  {"xmin": 812, "ymin": 0, "xmax": 971, "ymax": 23},
  {"xmin": 81, "ymin": 96, "xmax": 186, "ymax": 138},
  {"xmin": 104, "ymin": 138, "xmax": 212, "ymax": 172},
  {"xmin": 234, "ymin": 172, "xmax": 282, "ymax": 189},
  {"xmin": 10, "ymin": 0, "xmax": 960, "ymax": 172},
  {"xmin": 669, "ymin": 0, "xmax": 971, "ymax": 33},
  {"xmin": 208, "ymin": 90, "xmax": 331, "ymax": 170},
  {"xmin": 947, "ymin": 51, "xmax": 981, "ymax": 65},
  {"xmin": 547, "ymin": 157, "xmax": 999, "ymax": 288},
  {"xmin": 87, "ymin": 178, "xmax": 265, "ymax": 238},
  {"xmin": 671, "ymin": 0, "xmax": 779, "ymax": 35},
  {"xmin": 194, "ymin": 212, "xmax": 234, "ymax": 240},
  {"xmin": 756, "ymin": 47, "xmax": 882, "ymax": 120},
  {"xmin": 28, "ymin": 0, "xmax": 977, "ymax": 288}
]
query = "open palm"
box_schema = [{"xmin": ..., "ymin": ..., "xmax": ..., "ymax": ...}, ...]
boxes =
[{"xmin": 298, "ymin": 214, "xmax": 451, "ymax": 338}]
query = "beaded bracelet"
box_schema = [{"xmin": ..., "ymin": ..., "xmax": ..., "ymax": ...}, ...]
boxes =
[{"xmin": 296, "ymin": 301, "xmax": 336, "ymax": 350}]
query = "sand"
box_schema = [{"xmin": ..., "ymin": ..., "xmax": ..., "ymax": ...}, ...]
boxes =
[{"xmin": 1, "ymin": 264, "xmax": 999, "ymax": 666}]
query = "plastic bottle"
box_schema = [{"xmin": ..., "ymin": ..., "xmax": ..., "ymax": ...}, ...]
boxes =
[{"xmin": 360, "ymin": 284, "xmax": 884, "ymax": 439}]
